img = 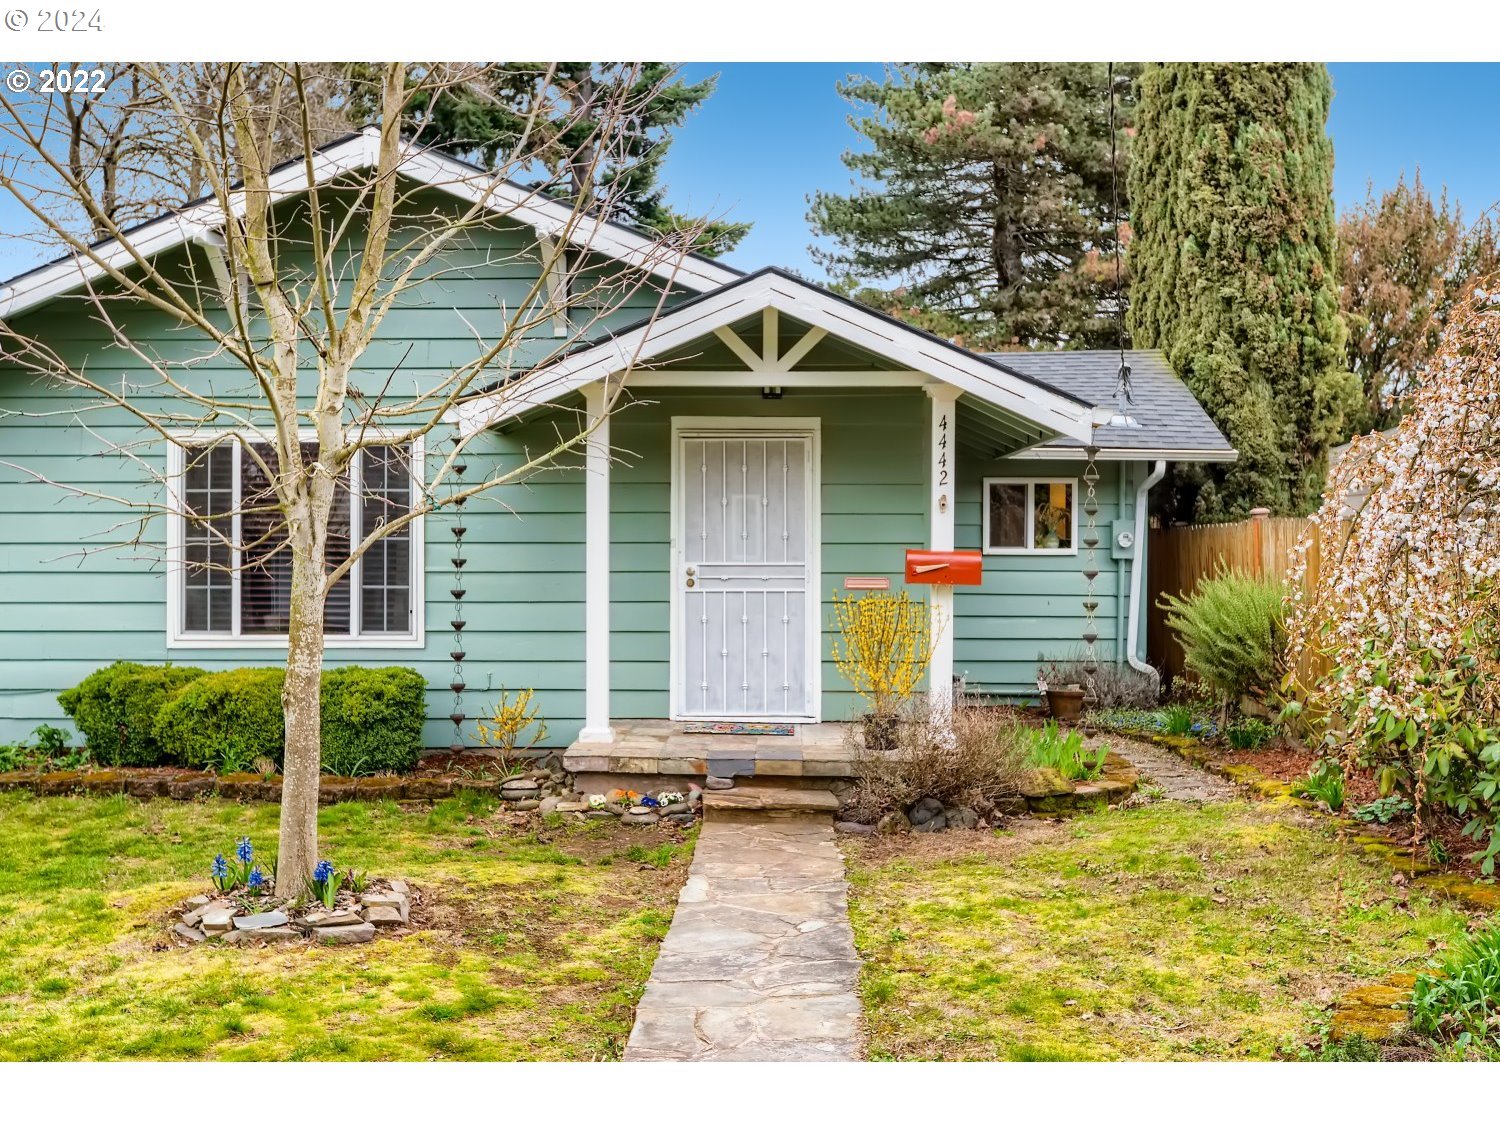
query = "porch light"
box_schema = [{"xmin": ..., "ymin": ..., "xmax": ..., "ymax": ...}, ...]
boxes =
[{"xmin": 761, "ymin": 385, "xmax": 783, "ymax": 399}]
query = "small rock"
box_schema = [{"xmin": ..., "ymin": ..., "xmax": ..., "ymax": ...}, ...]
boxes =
[
  {"xmin": 623, "ymin": 808, "xmax": 660, "ymax": 827},
  {"xmin": 243, "ymin": 925, "xmax": 301, "ymax": 943},
  {"xmin": 303, "ymin": 909, "xmax": 362, "ymax": 928},
  {"xmin": 217, "ymin": 929, "xmax": 246, "ymax": 945},
  {"xmin": 661, "ymin": 812, "xmax": 696, "ymax": 827},
  {"xmin": 511, "ymin": 798, "xmax": 541, "ymax": 812},
  {"xmin": 658, "ymin": 802, "xmax": 690, "ymax": 817},
  {"xmin": 991, "ymin": 796, "xmax": 1029, "ymax": 818},
  {"xmin": 912, "ymin": 812, "xmax": 948, "ymax": 833},
  {"xmin": 500, "ymin": 779, "xmax": 541, "ymax": 800},
  {"xmin": 539, "ymin": 796, "xmax": 562, "ymax": 814},
  {"xmin": 200, "ymin": 909, "xmax": 236, "ymax": 934},
  {"xmin": 555, "ymin": 801, "xmax": 589, "ymax": 813},
  {"xmin": 313, "ymin": 921, "xmax": 376, "ymax": 945},
  {"xmin": 586, "ymin": 810, "xmax": 615, "ymax": 821},
  {"xmin": 174, "ymin": 922, "xmax": 206, "ymax": 943},
  {"xmin": 835, "ymin": 820, "xmax": 876, "ymax": 836},
  {"xmin": 687, "ymin": 787, "xmax": 703, "ymax": 805},
  {"xmin": 388, "ymin": 880, "xmax": 409, "ymax": 897},
  {"xmin": 363, "ymin": 905, "xmax": 404, "ymax": 927},
  {"xmin": 181, "ymin": 894, "xmax": 212, "ymax": 911},
  {"xmin": 877, "ymin": 810, "xmax": 911, "ymax": 835},
  {"xmin": 233, "ymin": 910, "xmax": 290, "ymax": 931},
  {"xmin": 945, "ymin": 806, "xmax": 980, "ymax": 830},
  {"xmin": 525, "ymin": 769, "xmax": 552, "ymax": 782},
  {"xmin": 705, "ymin": 776, "xmax": 734, "ymax": 790},
  {"xmin": 908, "ymin": 796, "xmax": 945, "ymax": 826},
  {"xmin": 362, "ymin": 892, "xmax": 409, "ymax": 924}
]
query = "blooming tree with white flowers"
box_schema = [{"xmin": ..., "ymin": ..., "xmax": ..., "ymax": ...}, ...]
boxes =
[{"xmin": 1285, "ymin": 279, "xmax": 1500, "ymax": 868}]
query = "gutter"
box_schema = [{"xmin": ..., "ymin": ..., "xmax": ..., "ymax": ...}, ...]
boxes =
[{"xmin": 1126, "ymin": 459, "xmax": 1167, "ymax": 690}]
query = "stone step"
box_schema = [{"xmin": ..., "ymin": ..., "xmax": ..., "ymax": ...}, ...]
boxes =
[{"xmin": 703, "ymin": 785, "xmax": 841, "ymax": 816}]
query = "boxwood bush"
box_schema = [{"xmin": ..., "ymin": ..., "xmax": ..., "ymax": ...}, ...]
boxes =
[
  {"xmin": 321, "ymin": 666, "xmax": 427, "ymax": 776},
  {"xmin": 57, "ymin": 661, "xmax": 206, "ymax": 766},
  {"xmin": 153, "ymin": 667, "xmax": 286, "ymax": 772}
]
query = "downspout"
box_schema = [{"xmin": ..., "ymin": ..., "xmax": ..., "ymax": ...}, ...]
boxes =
[{"xmin": 1126, "ymin": 459, "xmax": 1167, "ymax": 689}]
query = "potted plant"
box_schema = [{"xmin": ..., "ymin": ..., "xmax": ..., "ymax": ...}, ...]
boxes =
[
  {"xmin": 1037, "ymin": 661, "xmax": 1085, "ymax": 721},
  {"xmin": 1035, "ymin": 501, "xmax": 1070, "ymax": 550}
]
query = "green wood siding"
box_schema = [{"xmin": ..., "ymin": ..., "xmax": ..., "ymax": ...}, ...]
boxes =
[{"xmin": 953, "ymin": 456, "xmax": 1136, "ymax": 696}]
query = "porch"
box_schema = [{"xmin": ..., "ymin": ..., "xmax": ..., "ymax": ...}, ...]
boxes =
[{"xmin": 563, "ymin": 719, "xmax": 860, "ymax": 789}]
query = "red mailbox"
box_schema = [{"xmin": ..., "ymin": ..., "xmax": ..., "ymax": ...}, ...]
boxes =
[{"xmin": 904, "ymin": 549, "xmax": 983, "ymax": 586}]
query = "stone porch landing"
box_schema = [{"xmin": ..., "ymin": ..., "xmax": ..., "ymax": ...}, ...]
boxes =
[{"xmin": 563, "ymin": 720, "xmax": 858, "ymax": 791}]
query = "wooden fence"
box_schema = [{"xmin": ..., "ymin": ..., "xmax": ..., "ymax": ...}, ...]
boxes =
[{"xmin": 1146, "ymin": 508, "xmax": 1320, "ymax": 686}]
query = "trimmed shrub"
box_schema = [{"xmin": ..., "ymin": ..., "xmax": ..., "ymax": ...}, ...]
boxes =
[
  {"xmin": 1159, "ymin": 567, "xmax": 1286, "ymax": 715},
  {"xmin": 154, "ymin": 667, "xmax": 286, "ymax": 772},
  {"xmin": 57, "ymin": 661, "xmax": 206, "ymax": 766},
  {"xmin": 322, "ymin": 666, "xmax": 426, "ymax": 776}
]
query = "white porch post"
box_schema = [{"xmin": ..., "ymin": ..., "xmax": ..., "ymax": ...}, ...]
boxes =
[
  {"xmin": 580, "ymin": 382, "xmax": 614, "ymax": 743},
  {"xmin": 926, "ymin": 384, "xmax": 960, "ymax": 714}
]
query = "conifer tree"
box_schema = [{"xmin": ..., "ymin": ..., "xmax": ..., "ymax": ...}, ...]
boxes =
[
  {"xmin": 410, "ymin": 63, "xmax": 749, "ymax": 257},
  {"xmin": 810, "ymin": 63, "xmax": 1137, "ymax": 349},
  {"xmin": 1128, "ymin": 63, "xmax": 1357, "ymax": 519}
]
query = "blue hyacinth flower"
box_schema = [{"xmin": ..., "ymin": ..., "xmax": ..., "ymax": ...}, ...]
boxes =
[
  {"xmin": 211, "ymin": 853, "xmax": 229, "ymax": 879},
  {"xmin": 313, "ymin": 859, "xmax": 335, "ymax": 885},
  {"xmin": 247, "ymin": 866, "xmax": 266, "ymax": 889},
  {"xmin": 640, "ymin": 795, "xmax": 660, "ymax": 807},
  {"xmin": 235, "ymin": 836, "xmax": 253, "ymax": 864}
]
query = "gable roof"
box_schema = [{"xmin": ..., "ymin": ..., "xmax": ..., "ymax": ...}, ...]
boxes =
[
  {"xmin": 455, "ymin": 266, "xmax": 1103, "ymax": 445},
  {"xmin": 0, "ymin": 128, "xmax": 740, "ymax": 320},
  {"xmin": 994, "ymin": 349, "xmax": 1236, "ymax": 461}
]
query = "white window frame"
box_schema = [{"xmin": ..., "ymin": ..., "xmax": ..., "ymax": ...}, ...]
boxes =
[
  {"xmin": 165, "ymin": 430, "xmax": 426, "ymax": 649},
  {"xmin": 981, "ymin": 477, "xmax": 1079, "ymax": 556}
]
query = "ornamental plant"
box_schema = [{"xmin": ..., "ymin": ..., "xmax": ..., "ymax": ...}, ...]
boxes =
[
  {"xmin": 309, "ymin": 859, "xmax": 339, "ymax": 908},
  {"xmin": 831, "ymin": 590, "xmax": 938, "ymax": 717},
  {"xmin": 1285, "ymin": 281, "xmax": 1500, "ymax": 871}
]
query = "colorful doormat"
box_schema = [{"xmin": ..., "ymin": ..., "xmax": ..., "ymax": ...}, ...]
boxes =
[{"xmin": 680, "ymin": 721, "xmax": 795, "ymax": 736}]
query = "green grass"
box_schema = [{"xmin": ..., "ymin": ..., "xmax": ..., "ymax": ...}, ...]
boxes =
[
  {"xmin": 0, "ymin": 791, "xmax": 695, "ymax": 1060},
  {"xmin": 845, "ymin": 800, "xmax": 1473, "ymax": 1061}
]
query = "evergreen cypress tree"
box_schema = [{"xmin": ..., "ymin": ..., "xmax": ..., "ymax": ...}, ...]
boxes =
[
  {"xmin": 1128, "ymin": 63, "xmax": 1357, "ymax": 519},
  {"xmin": 810, "ymin": 63, "xmax": 1137, "ymax": 349}
]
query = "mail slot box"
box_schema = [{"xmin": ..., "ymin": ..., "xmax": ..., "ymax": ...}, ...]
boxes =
[{"xmin": 904, "ymin": 549, "xmax": 983, "ymax": 586}]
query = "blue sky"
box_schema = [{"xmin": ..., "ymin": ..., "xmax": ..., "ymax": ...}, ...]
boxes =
[{"xmin": 2, "ymin": 63, "xmax": 1498, "ymax": 281}]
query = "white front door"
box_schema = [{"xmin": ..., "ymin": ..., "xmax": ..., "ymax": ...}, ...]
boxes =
[{"xmin": 673, "ymin": 425, "xmax": 818, "ymax": 720}]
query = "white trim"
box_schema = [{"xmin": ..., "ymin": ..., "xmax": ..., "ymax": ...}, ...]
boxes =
[
  {"xmin": 925, "ymin": 386, "xmax": 960, "ymax": 713},
  {"xmin": 980, "ymin": 476, "xmax": 1081, "ymax": 556},
  {"xmin": 579, "ymin": 383, "xmax": 615, "ymax": 744},
  {"xmin": 454, "ymin": 271, "xmax": 1098, "ymax": 444},
  {"xmin": 0, "ymin": 128, "xmax": 736, "ymax": 320},
  {"xmin": 626, "ymin": 369, "xmax": 931, "ymax": 389},
  {"xmin": 1011, "ymin": 445, "xmax": 1238, "ymax": 462},
  {"xmin": 163, "ymin": 428, "xmax": 426, "ymax": 650},
  {"xmin": 668, "ymin": 416, "xmax": 822, "ymax": 724},
  {"xmin": 1127, "ymin": 461, "xmax": 1167, "ymax": 685}
]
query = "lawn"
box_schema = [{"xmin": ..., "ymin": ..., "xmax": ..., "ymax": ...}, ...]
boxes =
[
  {"xmin": 845, "ymin": 799, "xmax": 1475, "ymax": 1061},
  {"xmin": 0, "ymin": 790, "xmax": 694, "ymax": 1060}
]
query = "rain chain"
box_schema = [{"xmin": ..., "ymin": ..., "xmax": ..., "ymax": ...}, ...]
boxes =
[
  {"xmin": 447, "ymin": 425, "xmax": 469, "ymax": 753},
  {"xmin": 1080, "ymin": 444, "xmax": 1102, "ymax": 704}
]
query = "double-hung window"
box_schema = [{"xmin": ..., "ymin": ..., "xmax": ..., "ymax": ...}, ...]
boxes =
[
  {"xmin": 982, "ymin": 478, "xmax": 1077, "ymax": 554},
  {"xmin": 172, "ymin": 437, "xmax": 422, "ymax": 645}
]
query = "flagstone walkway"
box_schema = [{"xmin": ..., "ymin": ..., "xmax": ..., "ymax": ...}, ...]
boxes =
[{"xmin": 623, "ymin": 812, "xmax": 862, "ymax": 1061}]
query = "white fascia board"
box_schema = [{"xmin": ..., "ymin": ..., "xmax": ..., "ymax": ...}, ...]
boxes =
[
  {"xmin": 1010, "ymin": 445, "xmax": 1240, "ymax": 462},
  {"xmin": 0, "ymin": 130, "xmax": 734, "ymax": 321},
  {"xmin": 458, "ymin": 272, "xmax": 1098, "ymax": 444}
]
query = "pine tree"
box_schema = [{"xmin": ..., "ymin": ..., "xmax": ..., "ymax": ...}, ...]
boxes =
[
  {"xmin": 1128, "ymin": 63, "xmax": 1357, "ymax": 519},
  {"xmin": 809, "ymin": 63, "xmax": 1137, "ymax": 349},
  {"xmin": 409, "ymin": 63, "xmax": 749, "ymax": 257}
]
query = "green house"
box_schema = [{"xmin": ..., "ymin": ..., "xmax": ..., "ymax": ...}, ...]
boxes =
[{"xmin": 0, "ymin": 130, "xmax": 1234, "ymax": 752}]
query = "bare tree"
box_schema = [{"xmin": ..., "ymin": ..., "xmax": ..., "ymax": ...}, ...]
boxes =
[{"xmin": 0, "ymin": 62, "xmax": 703, "ymax": 891}]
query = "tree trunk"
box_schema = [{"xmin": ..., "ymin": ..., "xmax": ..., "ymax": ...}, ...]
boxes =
[{"xmin": 276, "ymin": 506, "xmax": 327, "ymax": 895}]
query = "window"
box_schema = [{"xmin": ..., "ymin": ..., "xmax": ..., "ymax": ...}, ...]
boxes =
[
  {"xmin": 983, "ymin": 478, "xmax": 1077, "ymax": 554},
  {"xmin": 173, "ymin": 437, "xmax": 421, "ymax": 644}
]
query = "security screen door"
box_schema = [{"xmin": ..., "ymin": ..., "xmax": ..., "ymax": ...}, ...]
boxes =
[{"xmin": 676, "ymin": 431, "xmax": 814, "ymax": 720}]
